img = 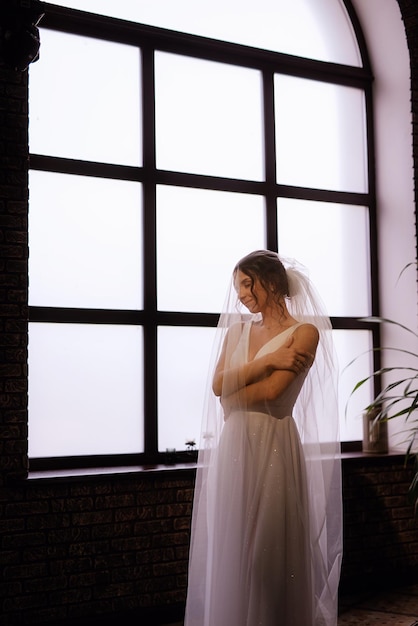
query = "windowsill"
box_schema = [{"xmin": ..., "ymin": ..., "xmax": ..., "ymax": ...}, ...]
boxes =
[
  {"xmin": 22, "ymin": 448, "xmax": 410, "ymax": 483},
  {"xmin": 26, "ymin": 462, "xmax": 197, "ymax": 482},
  {"xmin": 340, "ymin": 448, "xmax": 407, "ymax": 461}
]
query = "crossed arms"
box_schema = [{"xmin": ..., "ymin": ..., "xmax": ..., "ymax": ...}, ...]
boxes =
[{"xmin": 213, "ymin": 323, "xmax": 318, "ymax": 414}]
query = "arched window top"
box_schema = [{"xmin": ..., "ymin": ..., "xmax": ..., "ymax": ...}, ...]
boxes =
[{"xmin": 51, "ymin": 0, "xmax": 362, "ymax": 66}]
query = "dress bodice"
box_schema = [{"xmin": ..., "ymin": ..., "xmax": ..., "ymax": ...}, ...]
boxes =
[{"xmin": 230, "ymin": 322, "xmax": 306, "ymax": 420}]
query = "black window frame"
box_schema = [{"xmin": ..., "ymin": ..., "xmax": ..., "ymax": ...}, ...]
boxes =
[{"xmin": 28, "ymin": 1, "xmax": 379, "ymax": 471}]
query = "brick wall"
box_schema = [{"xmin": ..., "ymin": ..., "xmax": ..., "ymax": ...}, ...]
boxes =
[
  {"xmin": 341, "ymin": 455, "xmax": 418, "ymax": 592},
  {"xmin": 1, "ymin": 459, "xmax": 417, "ymax": 626},
  {"xmin": 1, "ymin": 1, "xmax": 418, "ymax": 624},
  {"xmin": 0, "ymin": 63, "xmax": 28, "ymax": 485},
  {"xmin": 1, "ymin": 471, "xmax": 194, "ymax": 625}
]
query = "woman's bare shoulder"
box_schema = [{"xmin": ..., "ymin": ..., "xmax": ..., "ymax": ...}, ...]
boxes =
[{"xmin": 292, "ymin": 323, "xmax": 319, "ymax": 347}]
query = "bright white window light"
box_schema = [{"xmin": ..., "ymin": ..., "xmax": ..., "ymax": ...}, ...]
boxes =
[
  {"xmin": 334, "ymin": 329, "xmax": 374, "ymax": 442},
  {"xmin": 28, "ymin": 323, "xmax": 144, "ymax": 458},
  {"xmin": 29, "ymin": 29, "xmax": 142, "ymax": 166},
  {"xmin": 155, "ymin": 52, "xmax": 264, "ymax": 180},
  {"xmin": 27, "ymin": 1, "xmax": 371, "ymax": 450},
  {"xmin": 158, "ymin": 327, "xmax": 216, "ymax": 451},
  {"xmin": 29, "ymin": 171, "xmax": 143, "ymax": 310},
  {"xmin": 156, "ymin": 185, "xmax": 265, "ymax": 313},
  {"xmin": 277, "ymin": 198, "xmax": 371, "ymax": 317},
  {"xmin": 275, "ymin": 75, "xmax": 367, "ymax": 193},
  {"xmin": 46, "ymin": 0, "xmax": 361, "ymax": 66}
]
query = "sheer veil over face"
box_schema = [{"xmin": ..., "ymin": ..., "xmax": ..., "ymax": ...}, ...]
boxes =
[{"xmin": 185, "ymin": 251, "xmax": 342, "ymax": 626}]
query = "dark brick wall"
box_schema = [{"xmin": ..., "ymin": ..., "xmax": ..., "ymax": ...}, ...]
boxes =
[
  {"xmin": 1, "ymin": 1, "xmax": 418, "ymax": 624},
  {"xmin": 1, "ymin": 460, "xmax": 417, "ymax": 626},
  {"xmin": 1, "ymin": 471, "xmax": 194, "ymax": 625},
  {"xmin": 0, "ymin": 64, "xmax": 28, "ymax": 486},
  {"xmin": 341, "ymin": 455, "xmax": 418, "ymax": 592}
]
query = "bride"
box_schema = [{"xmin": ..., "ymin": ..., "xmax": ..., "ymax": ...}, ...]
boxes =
[{"xmin": 184, "ymin": 250, "xmax": 342, "ymax": 626}]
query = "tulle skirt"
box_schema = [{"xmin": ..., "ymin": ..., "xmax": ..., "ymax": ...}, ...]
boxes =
[{"xmin": 185, "ymin": 410, "xmax": 314, "ymax": 626}]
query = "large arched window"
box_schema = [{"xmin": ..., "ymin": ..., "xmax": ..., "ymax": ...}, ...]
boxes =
[{"xmin": 28, "ymin": 0, "xmax": 377, "ymax": 468}]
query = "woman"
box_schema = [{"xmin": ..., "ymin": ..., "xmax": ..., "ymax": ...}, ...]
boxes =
[{"xmin": 185, "ymin": 251, "xmax": 342, "ymax": 626}]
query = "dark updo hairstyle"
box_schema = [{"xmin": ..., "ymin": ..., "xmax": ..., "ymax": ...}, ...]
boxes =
[{"xmin": 234, "ymin": 250, "xmax": 289, "ymax": 308}]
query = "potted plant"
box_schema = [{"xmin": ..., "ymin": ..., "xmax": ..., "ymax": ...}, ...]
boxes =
[{"xmin": 347, "ymin": 264, "xmax": 418, "ymax": 505}]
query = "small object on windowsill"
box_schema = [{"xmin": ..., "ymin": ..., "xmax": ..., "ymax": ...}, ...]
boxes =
[
  {"xmin": 362, "ymin": 408, "xmax": 389, "ymax": 454},
  {"xmin": 165, "ymin": 448, "xmax": 176, "ymax": 465},
  {"xmin": 185, "ymin": 439, "xmax": 196, "ymax": 454}
]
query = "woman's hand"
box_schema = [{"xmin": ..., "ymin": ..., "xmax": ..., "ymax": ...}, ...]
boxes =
[{"xmin": 267, "ymin": 336, "xmax": 314, "ymax": 375}]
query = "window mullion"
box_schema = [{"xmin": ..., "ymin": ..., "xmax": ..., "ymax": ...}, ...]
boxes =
[
  {"xmin": 142, "ymin": 45, "xmax": 158, "ymax": 457},
  {"xmin": 263, "ymin": 69, "xmax": 278, "ymax": 252}
]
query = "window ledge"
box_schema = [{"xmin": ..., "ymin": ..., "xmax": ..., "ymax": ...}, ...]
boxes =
[
  {"xmin": 22, "ymin": 449, "xmax": 411, "ymax": 483},
  {"xmin": 26, "ymin": 462, "xmax": 197, "ymax": 483},
  {"xmin": 340, "ymin": 448, "xmax": 408, "ymax": 463}
]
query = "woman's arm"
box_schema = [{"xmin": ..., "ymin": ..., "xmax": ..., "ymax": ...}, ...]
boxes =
[
  {"xmin": 213, "ymin": 345, "xmax": 277, "ymax": 397},
  {"xmin": 213, "ymin": 325, "xmax": 316, "ymax": 397},
  {"xmin": 221, "ymin": 324, "xmax": 319, "ymax": 413}
]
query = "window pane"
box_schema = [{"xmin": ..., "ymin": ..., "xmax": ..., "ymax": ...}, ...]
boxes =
[
  {"xmin": 277, "ymin": 198, "xmax": 371, "ymax": 317},
  {"xmin": 158, "ymin": 326, "xmax": 215, "ymax": 451},
  {"xmin": 29, "ymin": 171, "xmax": 143, "ymax": 309},
  {"xmin": 29, "ymin": 29, "xmax": 141, "ymax": 166},
  {"xmin": 334, "ymin": 329, "xmax": 374, "ymax": 442},
  {"xmin": 155, "ymin": 52, "xmax": 264, "ymax": 180},
  {"xmin": 28, "ymin": 324, "xmax": 144, "ymax": 457},
  {"xmin": 51, "ymin": 0, "xmax": 361, "ymax": 66},
  {"xmin": 275, "ymin": 75, "xmax": 367, "ymax": 193},
  {"xmin": 157, "ymin": 186, "xmax": 265, "ymax": 312}
]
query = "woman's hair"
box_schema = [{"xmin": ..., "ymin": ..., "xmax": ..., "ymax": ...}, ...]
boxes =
[{"xmin": 234, "ymin": 250, "xmax": 289, "ymax": 306}]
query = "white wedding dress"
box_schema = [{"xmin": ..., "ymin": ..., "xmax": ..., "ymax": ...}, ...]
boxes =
[
  {"xmin": 185, "ymin": 323, "xmax": 315, "ymax": 626},
  {"xmin": 185, "ymin": 257, "xmax": 342, "ymax": 626}
]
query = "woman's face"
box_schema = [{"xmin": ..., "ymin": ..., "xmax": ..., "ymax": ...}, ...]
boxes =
[{"xmin": 235, "ymin": 270, "xmax": 269, "ymax": 313}]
